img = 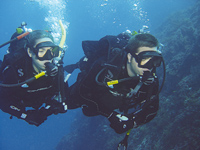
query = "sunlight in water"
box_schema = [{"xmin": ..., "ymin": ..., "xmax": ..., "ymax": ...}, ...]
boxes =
[
  {"xmin": 129, "ymin": 0, "xmax": 149, "ymax": 24},
  {"xmin": 27, "ymin": 0, "xmax": 149, "ymax": 46},
  {"xmin": 28, "ymin": 0, "xmax": 69, "ymax": 47},
  {"xmin": 82, "ymin": 0, "xmax": 149, "ymax": 29}
]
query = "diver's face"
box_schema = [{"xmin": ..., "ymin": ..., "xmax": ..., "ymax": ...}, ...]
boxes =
[
  {"xmin": 28, "ymin": 38, "xmax": 53, "ymax": 73},
  {"xmin": 127, "ymin": 46, "xmax": 157, "ymax": 77}
]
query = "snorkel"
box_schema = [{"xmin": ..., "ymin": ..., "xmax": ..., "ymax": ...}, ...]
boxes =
[
  {"xmin": 53, "ymin": 20, "xmax": 66, "ymax": 65},
  {"xmin": 0, "ymin": 20, "xmax": 67, "ymax": 87},
  {"xmin": 59, "ymin": 20, "xmax": 66, "ymax": 49}
]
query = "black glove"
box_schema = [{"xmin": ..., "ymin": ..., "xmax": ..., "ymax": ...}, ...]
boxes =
[
  {"xmin": 46, "ymin": 97, "xmax": 68, "ymax": 115},
  {"xmin": 25, "ymin": 109, "xmax": 48, "ymax": 126},
  {"xmin": 47, "ymin": 102, "xmax": 67, "ymax": 115},
  {"xmin": 108, "ymin": 111, "xmax": 136, "ymax": 134},
  {"xmin": 142, "ymin": 71, "xmax": 155, "ymax": 85},
  {"xmin": 45, "ymin": 62, "xmax": 58, "ymax": 77}
]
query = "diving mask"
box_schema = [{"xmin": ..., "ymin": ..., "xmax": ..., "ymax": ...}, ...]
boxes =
[
  {"xmin": 32, "ymin": 41, "xmax": 60, "ymax": 60},
  {"xmin": 132, "ymin": 51, "xmax": 163, "ymax": 69}
]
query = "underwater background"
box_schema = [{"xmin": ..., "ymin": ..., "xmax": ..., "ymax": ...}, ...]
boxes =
[{"xmin": 0, "ymin": 0, "xmax": 199, "ymax": 150}]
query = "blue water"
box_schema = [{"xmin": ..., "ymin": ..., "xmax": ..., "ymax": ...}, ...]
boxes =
[{"xmin": 0, "ymin": 0, "xmax": 197, "ymax": 150}]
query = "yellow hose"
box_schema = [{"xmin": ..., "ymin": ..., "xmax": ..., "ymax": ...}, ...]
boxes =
[
  {"xmin": 126, "ymin": 129, "xmax": 131, "ymax": 135},
  {"xmin": 35, "ymin": 71, "xmax": 46, "ymax": 79},
  {"xmin": 107, "ymin": 80, "xmax": 119, "ymax": 86}
]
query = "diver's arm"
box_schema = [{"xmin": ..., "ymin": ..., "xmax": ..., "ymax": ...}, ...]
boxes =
[
  {"xmin": 108, "ymin": 81, "xmax": 159, "ymax": 134},
  {"xmin": 133, "ymin": 94, "xmax": 159, "ymax": 126},
  {"xmin": 0, "ymin": 95, "xmax": 27, "ymax": 119},
  {"xmin": 0, "ymin": 94, "xmax": 49, "ymax": 126},
  {"xmin": 0, "ymin": 67, "xmax": 48, "ymax": 126},
  {"xmin": 0, "ymin": 92, "xmax": 46, "ymax": 127},
  {"xmin": 132, "ymin": 81, "xmax": 159, "ymax": 126},
  {"xmin": 0, "ymin": 66, "xmax": 26, "ymax": 119},
  {"xmin": 107, "ymin": 95, "xmax": 159, "ymax": 134}
]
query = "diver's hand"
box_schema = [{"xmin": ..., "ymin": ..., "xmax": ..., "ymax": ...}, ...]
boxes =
[
  {"xmin": 45, "ymin": 62, "xmax": 58, "ymax": 77},
  {"xmin": 143, "ymin": 76, "xmax": 154, "ymax": 85},
  {"xmin": 142, "ymin": 71, "xmax": 154, "ymax": 85},
  {"xmin": 46, "ymin": 102, "xmax": 68, "ymax": 115},
  {"xmin": 45, "ymin": 97, "xmax": 68, "ymax": 115},
  {"xmin": 108, "ymin": 111, "xmax": 136, "ymax": 134},
  {"xmin": 25, "ymin": 110, "xmax": 47, "ymax": 126}
]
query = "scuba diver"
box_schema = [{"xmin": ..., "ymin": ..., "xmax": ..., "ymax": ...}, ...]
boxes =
[
  {"xmin": 0, "ymin": 21, "xmax": 68, "ymax": 126},
  {"xmin": 64, "ymin": 29, "xmax": 165, "ymax": 149}
]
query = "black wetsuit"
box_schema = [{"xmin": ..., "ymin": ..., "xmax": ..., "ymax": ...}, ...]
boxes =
[
  {"xmin": 0, "ymin": 56, "xmax": 68, "ymax": 126},
  {"xmin": 67, "ymin": 56, "xmax": 159, "ymax": 133}
]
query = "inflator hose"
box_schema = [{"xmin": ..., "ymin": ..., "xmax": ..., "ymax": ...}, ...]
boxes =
[{"xmin": 0, "ymin": 72, "xmax": 45, "ymax": 87}]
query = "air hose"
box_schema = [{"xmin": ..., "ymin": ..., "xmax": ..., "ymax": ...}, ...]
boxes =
[{"xmin": 0, "ymin": 71, "xmax": 46, "ymax": 87}]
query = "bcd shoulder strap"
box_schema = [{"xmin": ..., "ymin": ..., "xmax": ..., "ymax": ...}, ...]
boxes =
[{"xmin": 0, "ymin": 52, "xmax": 28, "ymax": 82}]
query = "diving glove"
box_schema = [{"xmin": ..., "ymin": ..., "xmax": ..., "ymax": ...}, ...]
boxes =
[
  {"xmin": 142, "ymin": 71, "xmax": 155, "ymax": 85},
  {"xmin": 25, "ymin": 109, "xmax": 47, "ymax": 126},
  {"xmin": 46, "ymin": 97, "xmax": 68, "ymax": 115},
  {"xmin": 47, "ymin": 102, "xmax": 68, "ymax": 115},
  {"xmin": 108, "ymin": 111, "xmax": 136, "ymax": 134}
]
